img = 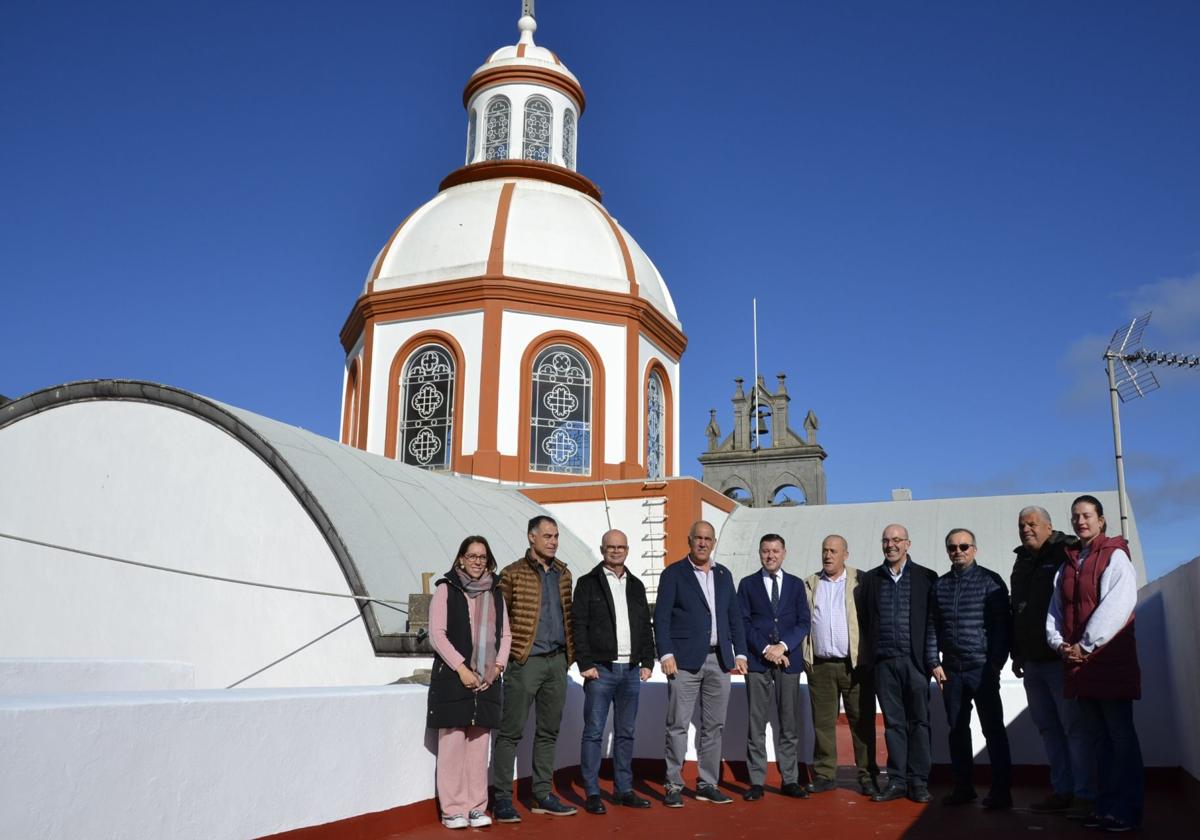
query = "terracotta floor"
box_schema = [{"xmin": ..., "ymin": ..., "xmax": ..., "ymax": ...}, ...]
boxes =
[{"xmin": 271, "ymin": 719, "xmax": 1200, "ymax": 839}]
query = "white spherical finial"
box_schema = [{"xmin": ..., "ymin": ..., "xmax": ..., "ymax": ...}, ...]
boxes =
[{"xmin": 517, "ymin": 15, "xmax": 536, "ymax": 45}]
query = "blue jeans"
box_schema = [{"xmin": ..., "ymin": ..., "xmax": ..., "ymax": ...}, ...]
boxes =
[
  {"xmin": 1022, "ymin": 659, "xmax": 1095, "ymax": 799},
  {"xmin": 580, "ymin": 662, "xmax": 641, "ymax": 796},
  {"xmin": 942, "ymin": 664, "xmax": 1011, "ymax": 794},
  {"xmin": 1079, "ymin": 698, "xmax": 1143, "ymax": 825}
]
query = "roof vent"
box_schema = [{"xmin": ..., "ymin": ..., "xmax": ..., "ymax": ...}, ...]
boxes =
[{"xmin": 891, "ymin": 488, "xmax": 912, "ymax": 502}]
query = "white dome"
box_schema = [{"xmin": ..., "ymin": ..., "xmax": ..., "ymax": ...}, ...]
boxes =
[
  {"xmin": 366, "ymin": 177, "xmax": 678, "ymax": 325},
  {"xmin": 472, "ymin": 14, "xmax": 580, "ymax": 91}
]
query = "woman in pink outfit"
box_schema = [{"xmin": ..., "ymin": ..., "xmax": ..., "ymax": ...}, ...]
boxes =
[{"xmin": 427, "ymin": 536, "xmax": 511, "ymax": 829}]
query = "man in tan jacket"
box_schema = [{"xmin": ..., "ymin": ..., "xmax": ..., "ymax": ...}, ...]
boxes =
[
  {"xmin": 802, "ymin": 534, "xmax": 880, "ymax": 796},
  {"xmin": 490, "ymin": 515, "xmax": 577, "ymax": 821}
]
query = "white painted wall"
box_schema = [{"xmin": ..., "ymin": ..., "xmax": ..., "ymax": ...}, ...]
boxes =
[
  {"xmin": 0, "ymin": 658, "xmax": 194, "ymax": 694},
  {"xmin": 0, "ymin": 401, "xmax": 406, "ymax": 689},
  {"xmin": 368, "ymin": 311, "xmax": 485, "ymax": 457},
  {"xmin": 496, "ymin": 311, "xmax": 625, "ymax": 465},
  {"xmin": 541, "ymin": 496, "xmax": 668, "ymax": 580}
]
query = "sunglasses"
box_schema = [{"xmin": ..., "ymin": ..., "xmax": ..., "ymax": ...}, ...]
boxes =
[{"xmin": 946, "ymin": 543, "xmax": 974, "ymax": 553}]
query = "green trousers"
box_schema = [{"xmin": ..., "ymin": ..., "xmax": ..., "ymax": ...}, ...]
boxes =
[
  {"xmin": 490, "ymin": 650, "xmax": 568, "ymax": 801},
  {"xmin": 808, "ymin": 658, "xmax": 880, "ymax": 783}
]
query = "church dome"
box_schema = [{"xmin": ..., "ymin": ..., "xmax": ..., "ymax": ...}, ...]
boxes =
[
  {"xmin": 364, "ymin": 176, "xmax": 679, "ymax": 325},
  {"xmin": 466, "ymin": 15, "xmax": 583, "ymax": 110}
]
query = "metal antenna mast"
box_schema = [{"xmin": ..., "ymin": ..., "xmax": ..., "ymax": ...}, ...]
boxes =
[{"xmin": 1103, "ymin": 311, "xmax": 1200, "ymax": 537}]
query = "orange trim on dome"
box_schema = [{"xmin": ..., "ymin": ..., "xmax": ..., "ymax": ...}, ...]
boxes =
[
  {"xmin": 440, "ymin": 160, "xmax": 602, "ymax": 202},
  {"xmin": 593, "ymin": 205, "xmax": 638, "ymax": 296},
  {"xmin": 487, "ymin": 182, "xmax": 516, "ymax": 276},
  {"xmin": 339, "ymin": 275, "xmax": 687, "ymax": 360},
  {"xmin": 464, "ymin": 65, "xmax": 585, "ymax": 113},
  {"xmin": 368, "ymin": 209, "xmax": 417, "ymax": 290},
  {"xmin": 516, "ymin": 43, "xmax": 527, "ymax": 58}
]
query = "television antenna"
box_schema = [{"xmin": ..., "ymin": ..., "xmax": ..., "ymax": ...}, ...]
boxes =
[{"xmin": 1104, "ymin": 312, "xmax": 1200, "ymax": 537}]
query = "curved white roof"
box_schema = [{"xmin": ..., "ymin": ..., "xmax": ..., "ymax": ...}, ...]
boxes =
[
  {"xmin": 473, "ymin": 14, "xmax": 580, "ymax": 88},
  {"xmin": 367, "ymin": 177, "xmax": 679, "ymax": 324}
]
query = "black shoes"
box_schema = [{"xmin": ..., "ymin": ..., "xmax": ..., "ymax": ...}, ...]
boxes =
[
  {"xmin": 531, "ymin": 794, "xmax": 577, "ymax": 816},
  {"xmin": 743, "ymin": 784, "xmax": 764, "ymax": 801},
  {"xmin": 584, "ymin": 794, "xmax": 606, "ymax": 815},
  {"xmin": 695, "ymin": 783, "xmax": 733, "ymax": 804},
  {"xmin": 942, "ymin": 789, "xmax": 978, "ymax": 806},
  {"xmin": 907, "ymin": 785, "xmax": 933, "ymax": 803},
  {"xmin": 1030, "ymin": 792, "xmax": 1073, "ymax": 813},
  {"xmin": 613, "ymin": 790, "xmax": 651, "ymax": 809},
  {"xmin": 492, "ymin": 799, "xmax": 521, "ymax": 823},
  {"xmin": 860, "ymin": 778, "xmax": 881, "ymax": 797},
  {"xmin": 780, "ymin": 782, "xmax": 810, "ymax": 799},
  {"xmin": 872, "ymin": 784, "xmax": 907, "ymax": 802},
  {"xmin": 807, "ymin": 777, "xmax": 838, "ymax": 794},
  {"xmin": 663, "ymin": 786, "xmax": 684, "ymax": 808}
]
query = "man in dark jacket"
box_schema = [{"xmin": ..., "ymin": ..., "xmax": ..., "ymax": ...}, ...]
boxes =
[
  {"xmin": 929, "ymin": 528, "xmax": 1013, "ymax": 810},
  {"xmin": 573, "ymin": 529, "xmax": 656, "ymax": 814},
  {"xmin": 736, "ymin": 533, "xmax": 811, "ymax": 801},
  {"xmin": 860, "ymin": 523, "xmax": 938, "ymax": 804},
  {"xmin": 1010, "ymin": 506, "xmax": 1090, "ymax": 814}
]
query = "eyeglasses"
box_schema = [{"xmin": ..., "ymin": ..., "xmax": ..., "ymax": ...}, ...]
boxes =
[
  {"xmin": 881, "ymin": 537, "xmax": 909, "ymax": 545},
  {"xmin": 602, "ymin": 545, "xmax": 629, "ymax": 552},
  {"xmin": 462, "ymin": 553, "xmax": 489, "ymax": 562},
  {"xmin": 946, "ymin": 544, "xmax": 974, "ymax": 553}
]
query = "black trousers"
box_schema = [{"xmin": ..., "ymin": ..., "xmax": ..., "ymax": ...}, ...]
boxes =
[{"xmin": 874, "ymin": 656, "xmax": 931, "ymax": 788}]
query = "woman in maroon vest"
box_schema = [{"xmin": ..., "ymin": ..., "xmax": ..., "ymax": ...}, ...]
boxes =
[
  {"xmin": 427, "ymin": 536, "xmax": 512, "ymax": 829},
  {"xmin": 1046, "ymin": 495, "xmax": 1143, "ymax": 832}
]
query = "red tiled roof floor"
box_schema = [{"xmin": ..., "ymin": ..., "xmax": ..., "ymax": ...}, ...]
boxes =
[{"xmin": 268, "ymin": 718, "xmax": 1200, "ymax": 839}]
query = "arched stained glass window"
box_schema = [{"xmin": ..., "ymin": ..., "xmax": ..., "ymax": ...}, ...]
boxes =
[
  {"xmin": 647, "ymin": 371, "xmax": 665, "ymax": 479},
  {"xmin": 399, "ymin": 345, "xmax": 455, "ymax": 470},
  {"xmin": 522, "ymin": 96, "xmax": 552, "ymax": 162},
  {"xmin": 530, "ymin": 344, "xmax": 591, "ymax": 474},
  {"xmin": 484, "ymin": 96, "xmax": 510, "ymax": 160},
  {"xmin": 465, "ymin": 108, "xmax": 478, "ymax": 164},
  {"xmin": 562, "ymin": 108, "xmax": 576, "ymax": 169}
]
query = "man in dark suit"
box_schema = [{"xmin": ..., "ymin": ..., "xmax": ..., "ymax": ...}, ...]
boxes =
[
  {"xmin": 573, "ymin": 529, "xmax": 656, "ymax": 815},
  {"xmin": 655, "ymin": 520, "xmax": 748, "ymax": 808},
  {"xmin": 860, "ymin": 523, "xmax": 938, "ymax": 804},
  {"xmin": 736, "ymin": 533, "xmax": 811, "ymax": 801}
]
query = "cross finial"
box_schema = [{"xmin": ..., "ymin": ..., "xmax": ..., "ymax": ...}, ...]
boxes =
[{"xmin": 522, "ymin": 0, "xmax": 535, "ymax": 19}]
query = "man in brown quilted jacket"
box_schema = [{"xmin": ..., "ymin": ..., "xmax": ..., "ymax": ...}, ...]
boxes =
[{"xmin": 490, "ymin": 515, "xmax": 577, "ymax": 821}]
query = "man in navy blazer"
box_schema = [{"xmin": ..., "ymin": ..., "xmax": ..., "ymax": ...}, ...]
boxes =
[
  {"xmin": 655, "ymin": 520, "xmax": 748, "ymax": 807},
  {"xmin": 736, "ymin": 533, "xmax": 811, "ymax": 801}
]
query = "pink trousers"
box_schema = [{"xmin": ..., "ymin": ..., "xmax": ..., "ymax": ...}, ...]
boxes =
[{"xmin": 436, "ymin": 726, "xmax": 491, "ymax": 816}]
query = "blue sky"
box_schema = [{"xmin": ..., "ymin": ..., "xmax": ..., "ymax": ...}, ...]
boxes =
[{"xmin": 3, "ymin": 2, "xmax": 1198, "ymax": 580}]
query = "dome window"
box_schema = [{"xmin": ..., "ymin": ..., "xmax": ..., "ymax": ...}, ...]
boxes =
[
  {"xmin": 562, "ymin": 108, "xmax": 576, "ymax": 169},
  {"xmin": 399, "ymin": 344, "xmax": 455, "ymax": 470},
  {"xmin": 465, "ymin": 108, "xmax": 478, "ymax": 164},
  {"xmin": 484, "ymin": 96, "xmax": 511, "ymax": 160},
  {"xmin": 647, "ymin": 370, "xmax": 665, "ymax": 479},
  {"xmin": 522, "ymin": 95, "xmax": 552, "ymax": 163},
  {"xmin": 530, "ymin": 344, "xmax": 591, "ymax": 474}
]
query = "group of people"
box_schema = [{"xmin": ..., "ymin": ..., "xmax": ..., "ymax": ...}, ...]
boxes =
[{"xmin": 426, "ymin": 496, "xmax": 1144, "ymax": 833}]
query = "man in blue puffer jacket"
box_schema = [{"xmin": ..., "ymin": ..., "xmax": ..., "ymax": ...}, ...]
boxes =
[{"xmin": 928, "ymin": 528, "xmax": 1013, "ymax": 811}]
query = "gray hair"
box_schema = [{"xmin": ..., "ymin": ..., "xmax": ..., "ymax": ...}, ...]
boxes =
[{"xmin": 1018, "ymin": 505, "xmax": 1052, "ymax": 525}]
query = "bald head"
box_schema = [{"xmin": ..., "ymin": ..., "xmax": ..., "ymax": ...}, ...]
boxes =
[
  {"xmin": 600, "ymin": 529, "xmax": 629, "ymax": 573},
  {"xmin": 881, "ymin": 523, "xmax": 911, "ymax": 568},
  {"xmin": 821, "ymin": 534, "xmax": 848, "ymax": 577}
]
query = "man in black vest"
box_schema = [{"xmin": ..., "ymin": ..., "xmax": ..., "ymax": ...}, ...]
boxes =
[
  {"xmin": 573, "ymin": 529, "xmax": 656, "ymax": 815},
  {"xmin": 860, "ymin": 523, "xmax": 938, "ymax": 804}
]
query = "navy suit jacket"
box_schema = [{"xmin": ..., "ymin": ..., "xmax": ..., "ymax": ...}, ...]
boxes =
[
  {"xmin": 654, "ymin": 557, "xmax": 748, "ymax": 672},
  {"xmin": 737, "ymin": 569, "xmax": 811, "ymax": 674}
]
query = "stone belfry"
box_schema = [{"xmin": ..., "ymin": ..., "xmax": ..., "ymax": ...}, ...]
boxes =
[{"xmin": 698, "ymin": 374, "xmax": 827, "ymax": 506}]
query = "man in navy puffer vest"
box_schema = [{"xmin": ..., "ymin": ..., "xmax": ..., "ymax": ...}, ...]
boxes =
[{"xmin": 929, "ymin": 528, "xmax": 1013, "ymax": 810}]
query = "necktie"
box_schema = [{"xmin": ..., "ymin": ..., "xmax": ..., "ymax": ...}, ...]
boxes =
[{"xmin": 770, "ymin": 572, "xmax": 779, "ymax": 613}]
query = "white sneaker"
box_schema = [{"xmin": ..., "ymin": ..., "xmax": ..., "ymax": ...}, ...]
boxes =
[
  {"xmin": 442, "ymin": 814, "xmax": 469, "ymax": 829},
  {"xmin": 468, "ymin": 810, "xmax": 492, "ymax": 827}
]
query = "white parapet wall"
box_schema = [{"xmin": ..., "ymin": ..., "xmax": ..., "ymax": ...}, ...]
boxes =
[{"xmin": 0, "ymin": 658, "xmax": 195, "ymax": 695}]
